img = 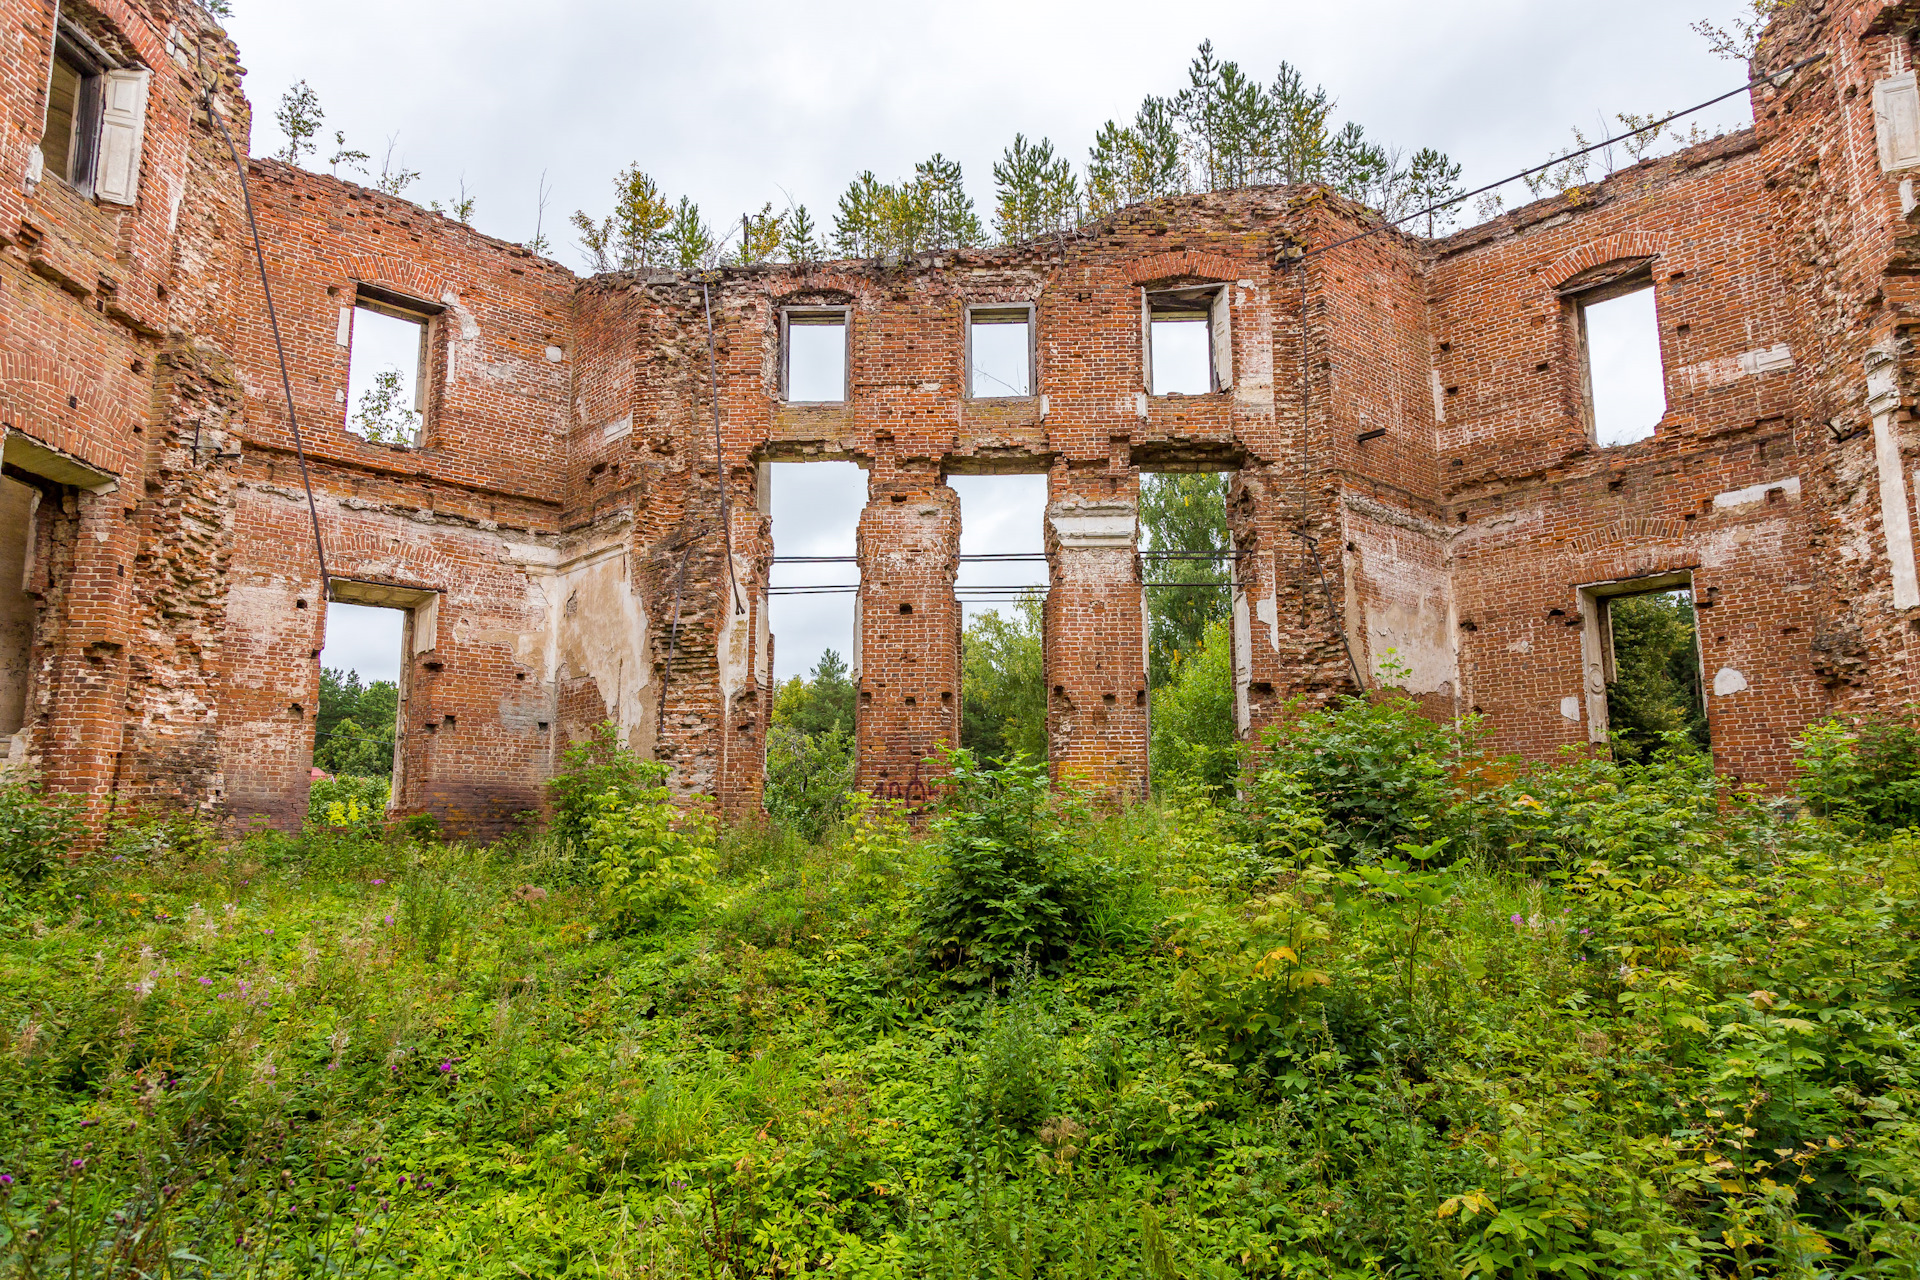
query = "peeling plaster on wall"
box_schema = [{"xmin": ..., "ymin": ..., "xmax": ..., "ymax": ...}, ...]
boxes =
[
  {"xmin": 1343, "ymin": 496, "xmax": 1455, "ymax": 696},
  {"xmin": 554, "ymin": 543, "xmax": 652, "ymax": 742},
  {"xmin": 1232, "ymin": 585, "xmax": 1252, "ymax": 735},
  {"xmin": 1714, "ymin": 477, "xmax": 1803, "ymax": 507},
  {"xmin": 1714, "ymin": 667, "xmax": 1750, "ymax": 696},
  {"xmin": 1560, "ymin": 695, "xmax": 1581, "ymax": 721}
]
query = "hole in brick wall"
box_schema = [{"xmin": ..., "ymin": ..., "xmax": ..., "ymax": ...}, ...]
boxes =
[
  {"xmin": 1608, "ymin": 479, "xmax": 1625, "ymax": 491},
  {"xmin": 950, "ymin": 472, "xmax": 1048, "ymax": 766},
  {"xmin": 967, "ymin": 306, "xmax": 1033, "ymax": 398},
  {"xmin": 318, "ymin": 599, "xmax": 407, "ymax": 799},
  {"xmin": 295, "ymin": 599, "xmax": 308, "ymax": 609},
  {"xmin": 515, "ymin": 671, "xmax": 525, "ymax": 681},
  {"xmin": 767, "ymin": 461, "xmax": 864, "ymax": 720},
  {"xmin": 942, "ymin": 691, "xmax": 953, "ymax": 705},
  {"xmin": 443, "ymin": 714, "xmax": 456, "ymax": 728},
  {"xmin": 344, "ymin": 291, "xmax": 433, "ymax": 446},
  {"xmin": 783, "ymin": 309, "xmax": 848, "ymax": 403},
  {"xmin": 289, "ymin": 704, "xmax": 303, "ymax": 718},
  {"xmin": 1135, "ymin": 690, "xmax": 1147, "ymax": 706},
  {"xmin": 1102, "ymin": 692, "xmax": 1116, "ymax": 705},
  {"xmin": 1581, "ymin": 281, "xmax": 1666, "ymax": 447},
  {"xmin": 904, "ymin": 696, "xmax": 916, "ymax": 706},
  {"xmin": 898, "ymin": 602, "xmax": 912, "ymax": 615},
  {"xmin": 537, "ymin": 721, "xmax": 549, "ymax": 731}
]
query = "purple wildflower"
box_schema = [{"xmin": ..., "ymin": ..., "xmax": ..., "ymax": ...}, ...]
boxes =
[
  {"xmin": 384, "ymin": 915, "xmax": 394, "ymax": 926},
  {"xmin": 371, "ymin": 879, "xmax": 385, "ymax": 886},
  {"xmin": 1509, "ymin": 914, "xmax": 1523, "ymax": 926},
  {"xmin": 70, "ymin": 1159, "xmax": 84, "ymax": 1170},
  {"xmin": 1, "ymin": 1174, "xmax": 14, "ymax": 1186},
  {"xmin": 199, "ymin": 977, "xmax": 213, "ymax": 986}
]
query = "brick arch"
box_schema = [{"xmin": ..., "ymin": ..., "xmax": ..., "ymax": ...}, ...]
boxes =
[
  {"xmin": 1125, "ymin": 249, "xmax": 1261, "ymax": 285},
  {"xmin": 1553, "ymin": 518, "xmax": 1698, "ymax": 586},
  {"xmin": 337, "ymin": 254, "xmax": 453, "ymax": 305},
  {"xmin": 1541, "ymin": 232, "xmax": 1669, "ymax": 290}
]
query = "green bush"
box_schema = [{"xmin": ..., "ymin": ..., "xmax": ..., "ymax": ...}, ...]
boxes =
[
  {"xmin": 1147, "ymin": 618, "xmax": 1238, "ymax": 796},
  {"xmin": 1254, "ymin": 677, "xmax": 1468, "ymax": 865},
  {"xmin": 545, "ymin": 721, "xmax": 658, "ymax": 868},
  {"xmin": 764, "ymin": 722, "xmax": 853, "ymax": 842},
  {"xmin": 0, "ymin": 776, "xmax": 81, "ymax": 885},
  {"xmin": 586, "ymin": 775, "xmax": 714, "ymax": 932},
  {"xmin": 918, "ymin": 748, "xmax": 1110, "ymax": 977},
  {"xmin": 307, "ymin": 772, "xmax": 390, "ymax": 834},
  {"xmin": 1796, "ymin": 710, "xmax": 1920, "ymax": 834}
]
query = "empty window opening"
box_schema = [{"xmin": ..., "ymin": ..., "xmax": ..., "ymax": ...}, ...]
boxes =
[
  {"xmin": 1600, "ymin": 587, "xmax": 1709, "ymax": 763},
  {"xmin": 766, "ymin": 461, "xmax": 864, "ymax": 754},
  {"xmin": 1140, "ymin": 472, "xmax": 1235, "ymax": 795},
  {"xmin": 344, "ymin": 291, "xmax": 433, "ymax": 445},
  {"xmin": 41, "ymin": 37, "xmax": 102, "ymax": 189},
  {"xmin": 950, "ymin": 473, "xmax": 1047, "ymax": 766},
  {"xmin": 1145, "ymin": 286, "xmax": 1230, "ymax": 395},
  {"xmin": 782, "ymin": 309, "xmax": 848, "ymax": 403},
  {"xmin": 0, "ymin": 476, "xmax": 41, "ymax": 766},
  {"xmin": 967, "ymin": 306, "xmax": 1034, "ymax": 399},
  {"xmin": 1581, "ymin": 284, "xmax": 1666, "ymax": 447},
  {"xmin": 316, "ymin": 600, "xmax": 406, "ymax": 808}
]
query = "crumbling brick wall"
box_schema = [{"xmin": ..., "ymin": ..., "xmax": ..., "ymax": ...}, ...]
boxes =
[{"xmin": 5, "ymin": 0, "xmax": 1919, "ymax": 834}]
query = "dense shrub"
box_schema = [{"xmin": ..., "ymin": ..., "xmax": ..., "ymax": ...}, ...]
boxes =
[
  {"xmin": 1147, "ymin": 618, "xmax": 1237, "ymax": 796},
  {"xmin": 306, "ymin": 772, "xmax": 390, "ymax": 833},
  {"xmin": 763, "ymin": 722, "xmax": 853, "ymax": 841},
  {"xmin": 918, "ymin": 749, "xmax": 1111, "ymax": 977},
  {"xmin": 1796, "ymin": 709, "xmax": 1920, "ymax": 833},
  {"xmin": 544, "ymin": 721, "xmax": 659, "ymax": 865},
  {"xmin": 0, "ymin": 776, "xmax": 81, "ymax": 885},
  {"xmin": 1254, "ymin": 676, "xmax": 1469, "ymax": 864}
]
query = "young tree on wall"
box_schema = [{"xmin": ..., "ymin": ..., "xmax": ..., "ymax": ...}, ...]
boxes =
[
  {"xmin": 833, "ymin": 156, "xmax": 984, "ymax": 258},
  {"xmin": 273, "ymin": 81, "xmax": 323, "ymax": 166},
  {"xmin": 992, "ymin": 135, "xmax": 1081, "ymax": 242},
  {"xmin": 1086, "ymin": 98, "xmax": 1187, "ymax": 218},
  {"xmin": 571, "ymin": 165, "xmax": 675, "ymax": 272}
]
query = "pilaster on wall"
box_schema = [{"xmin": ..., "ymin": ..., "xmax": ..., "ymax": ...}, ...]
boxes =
[
  {"xmin": 1044, "ymin": 468, "xmax": 1147, "ymax": 799},
  {"xmin": 42, "ymin": 490, "xmax": 139, "ymax": 826},
  {"xmin": 855, "ymin": 474, "xmax": 960, "ymax": 805}
]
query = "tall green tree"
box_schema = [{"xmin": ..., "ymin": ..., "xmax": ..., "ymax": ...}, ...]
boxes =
[
  {"xmin": 1605, "ymin": 591, "xmax": 1709, "ymax": 764},
  {"xmin": 834, "ymin": 155, "xmax": 983, "ymax": 258},
  {"xmin": 1086, "ymin": 97, "xmax": 1187, "ymax": 218},
  {"xmin": 1140, "ymin": 473, "xmax": 1231, "ymax": 689},
  {"xmin": 570, "ymin": 165, "xmax": 675, "ymax": 272},
  {"xmin": 314, "ymin": 667, "xmax": 397, "ymax": 777},
  {"xmin": 961, "ymin": 594, "xmax": 1046, "ymax": 766},
  {"xmin": 772, "ymin": 648, "xmax": 857, "ymax": 737},
  {"xmin": 992, "ymin": 135, "xmax": 1080, "ymax": 241}
]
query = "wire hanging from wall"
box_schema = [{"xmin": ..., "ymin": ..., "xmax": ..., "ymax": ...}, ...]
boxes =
[{"xmin": 191, "ymin": 31, "xmax": 331, "ymax": 599}]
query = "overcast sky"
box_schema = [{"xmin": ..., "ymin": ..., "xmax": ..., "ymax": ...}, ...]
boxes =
[{"xmin": 295, "ymin": 0, "xmax": 1760, "ymax": 685}]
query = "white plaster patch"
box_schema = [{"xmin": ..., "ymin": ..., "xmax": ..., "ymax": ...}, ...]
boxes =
[
  {"xmin": 1874, "ymin": 409, "xmax": 1920, "ymax": 609},
  {"xmin": 1712, "ymin": 667, "xmax": 1749, "ymax": 696},
  {"xmin": 1507, "ymin": 638, "xmax": 1533, "ymax": 654},
  {"xmin": 545, "ymin": 346, "xmax": 564, "ymax": 363},
  {"xmin": 1560, "ymin": 696, "xmax": 1581, "ymax": 721},
  {"xmin": 1255, "ymin": 593, "xmax": 1279, "ymax": 652},
  {"xmin": 1712, "ymin": 476, "xmax": 1801, "ymax": 508},
  {"xmin": 602, "ymin": 415, "xmax": 633, "ymax": 441},
  {"xmin": 1048, "ymin": 501, "xmax": 1134, "ymax": 550},
  {"xmin": 1676, "ymin": 343, "xmax": 1794, "ymax": 391}
]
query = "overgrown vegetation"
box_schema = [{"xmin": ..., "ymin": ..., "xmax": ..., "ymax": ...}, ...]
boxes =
[
  {"xmin": 314, "ymin": 667, "xmax": 397, "ymax": 778},
  {"xmin": 3, "ymin": 698, "xmax": 1918, "ymax": 1277}
]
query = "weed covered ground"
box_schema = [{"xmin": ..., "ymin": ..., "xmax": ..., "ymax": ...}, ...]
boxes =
[{"xmin": 1, "ymin": 705, "xmax": 1918, "ymax": 1278}]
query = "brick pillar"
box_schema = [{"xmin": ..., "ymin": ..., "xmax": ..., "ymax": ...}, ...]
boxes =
[
  {"xmin": 1044, "ymin": 468, "xmax": 1148, "ymax": 800},
  {"xmin": 855, "ymin": 473, "xmax": 960, "ymax": 806},
  {"xmin": 715, "ymin": 480, "xmax": 772, "ymax": 815},
  {"xmin": 42, "ymin": 488, "xmax": 136, "ymax": 827},
  {"xmin": 1227, "ymin": 463, "xmax": 1357, "ymax": 744}
]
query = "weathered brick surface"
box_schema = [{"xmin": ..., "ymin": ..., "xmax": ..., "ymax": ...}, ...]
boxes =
[{"xmin": 4, "ymin": 0, "xmax": 1919, "ymax": 833}]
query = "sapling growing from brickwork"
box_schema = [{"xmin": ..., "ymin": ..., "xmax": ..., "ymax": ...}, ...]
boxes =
[
  {"xmin": 350, "ymin": 367, "xmax": 419, "ymax": 445},
  {"xmin": 273, "ymin": 81, "xmax": 322, "ymax": 166}
]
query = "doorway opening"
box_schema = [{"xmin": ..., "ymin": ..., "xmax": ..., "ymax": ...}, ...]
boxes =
[
  {"xmin": 0, "ymin": 474, "xmax": 40, "ymax": 772},
  {"xmin": 315, "ymin": 584, "xmax": 431, "ymax": 824},
  {"xmin": 1139, "ymin": 471, "xmax": 1235, "ymax": 793},
  {"xmin": 1579, "ymin": 574, "xmax": 1708, "ymax": 763},
  {"xmin": 948, "ymin": 473, "xmax": 1048, "ymax": 766},
  {"xmin": 764, "ymin": 461, "xmax": 865, "ymax": 836}
]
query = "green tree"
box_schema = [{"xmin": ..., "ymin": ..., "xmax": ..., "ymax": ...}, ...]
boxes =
[
  {"xmin": 961, "ymin": 594, "xmax": 1046, "ymax": 766},
  {"xmin": 833, "ymin": 155, "xmax": 983, "ymax": 258},
  {"xmin": 1149, "ymin": 619, "xmax": 1237, "ymax": 795},
  {"xmin": 570, "ymin": 165, "xmax": 675, "ymax": 272},
  {"xmin": 1604, "ymin": 591, "xmax": 1709, "ymax": 764},
  {"xmin": 314, "ymin": 667, "xmax": 397, "ymax": 777},
  {"xmin": 665, "ymin": 196, "xmax": 716, "ymax": 270},
  {"xmin": 782, "ymin": 204, "xmax": 823, "ymax": 262},
  {"xmin": 1140, "ymin": 473, "xmax": 1230, "ymax": 689},
  {"xmin": 274, "ymin": 81, "xmax": 323, "ymax": 166},
  {"xmin": 772, "ymin": 649, "xmax": 857, "ymax": 737},
  {"xmin": 992, "ymin": 134, "xmax": 1080, "ymax": 241},
  {"xmin": 1086, "ymin": 97, "xmax": 1186, "ymax": 218},
  {"xmin": 729, "ymin": 202, "xmax": 786, "ymax": 266},
  {"xmin": 351, "ymin": 367, "xmax": 419, "ymax": 445}
]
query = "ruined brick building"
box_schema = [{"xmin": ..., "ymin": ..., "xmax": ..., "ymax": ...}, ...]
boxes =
[{"xmin": 4, "ymin": 0, "xmax": 1919, "ymax": 835}]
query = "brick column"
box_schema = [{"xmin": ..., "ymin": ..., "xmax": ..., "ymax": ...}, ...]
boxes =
[
  {"xmin": 1044, "ymin": 470, "xmax": 1148, "ymax": 800},
  {"xmin": 41, "ymin": 488, "xmax": 137, "ymax": 827},
  {"xmin": 1227, "ymin": 463, "xmax": 1357, "ymax": 744},
  {"xmin": 855, "ymin": 473, "xmax": 960, "ymax": 805}
]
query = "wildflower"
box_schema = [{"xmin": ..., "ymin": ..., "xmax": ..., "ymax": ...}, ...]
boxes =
[
  {"xmin": 198, "ymin": 977, "xmax": 213, "ymax": 986},
  {"xmin": 1509, "ymin": 914, "xmax": 1523, "ymax": 926},
  {"xmin": 70, "ymin": 1159, "xmax": 85, "ymax": 1170},
  {"xmin": 0, "ymin": 1173, "xmax": 13, "ymax": 1187},
  {"xmin": 371, "ymin": 879, "xmax": 385, "ymax": 886},
  {"xmin": 398, "ymin": 1176, "xmax": 408, "ymax": 1186},
  {"xmin": 384, "ymin": 915, "xmax": 394, "ymax": 926},
  {"xmin": 1579, "ymin": 928, "xmax": 1591, "ymax": 936},
  {"xmin": 264, "ymin": 928, "xmax": 273, "ymax": 936},
  {"xmin": 438, "ymin": 1061, "xmax": 454, "ymax": 1073}
]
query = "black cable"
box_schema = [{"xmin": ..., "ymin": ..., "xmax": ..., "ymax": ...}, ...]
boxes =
[
  {"xmin": 191, "ymin": 31, "xmax": 330, "ymax": 598},
  {"xmin": 1305, "ymin": 52, "xmax": 1827, "ymax": 261}
]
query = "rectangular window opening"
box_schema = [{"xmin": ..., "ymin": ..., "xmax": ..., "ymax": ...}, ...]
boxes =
[
  {"xmin": 1580, "ymin": 282, "xmax": 1666, "ymax": 447},
  {"xmin": 41, "ymin": 35, "xmax": 103, "ymax": 190},
  {"xmin": 782, "ymin": 309, "xmax": 848, "ymax": 403},
  {"xmin": 344, "ymin": 291, "xmax": 433, "ymax": 445},
  {"xmin": 1578, "ymin": 574, "xmax": 1709, "ymax": 762},
  {"xmin": 1139, "ymin": 471, "xmax": 1235, "ymax": 793},
  {"xmin": 949, "ymin": 473, "xmax": 1048, "ymax": 767},
  {"xmin": 766, "ymin": 461, "xmax": 865, "ymax": 758},
  {"xmin": 967, "ymin": 305, "xmax": 1034, "ymax": 399},
  {"xmin": 0, "ymin": 475, "xmax": 43, "ymax": 766},
  {"xmin": 1145, "ymin": 286, "xmax": 1228, "ymax": 395},
  {"xmin": 315, "ymin": 599, "xmax": 409, "ymax": 809}
]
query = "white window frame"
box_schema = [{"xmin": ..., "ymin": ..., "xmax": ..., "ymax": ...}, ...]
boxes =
[
  {"xmin": 965, "ymin": 303, "xmax": 1037, "ymax": 402},
  {"xmin": 779, "ymin": 306, "xmax": 851, "ymax": 404}
]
